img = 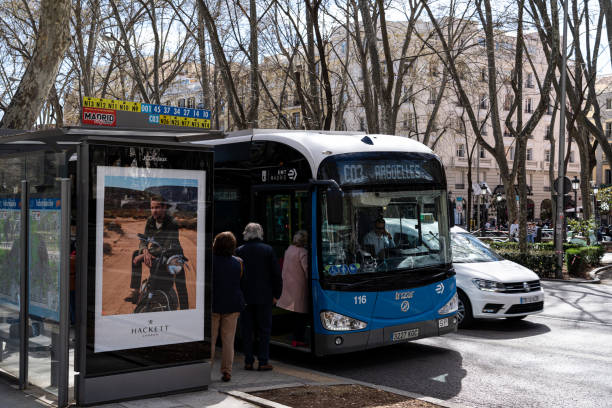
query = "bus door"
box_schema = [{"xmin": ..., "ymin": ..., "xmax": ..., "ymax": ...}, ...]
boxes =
[{"xmin": 252, "ymin": 189, "xmax": 312, "ymax": 350}]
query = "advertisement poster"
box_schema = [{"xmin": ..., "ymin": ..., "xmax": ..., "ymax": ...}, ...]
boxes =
[
  {"xmin": 0, "ymin": 198, "xmax": 21, "ymax": 307},
  {"xmin": 94, "ymin": 166, "xmax": 205, "ymax": 352},
  {"xmin": 29, "ymin": 198, "xmax": 61, "ymax": 321}
]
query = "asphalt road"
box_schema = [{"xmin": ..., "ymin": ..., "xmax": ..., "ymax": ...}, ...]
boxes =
[{"xmin": 278, "ymin": 279, "xmax": 612, "ymax": 408}]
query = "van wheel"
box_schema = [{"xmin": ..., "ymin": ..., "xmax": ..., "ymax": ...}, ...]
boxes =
[{"xmin": 457, "ymin": 291, "xmax": 474, "ymax": 328}]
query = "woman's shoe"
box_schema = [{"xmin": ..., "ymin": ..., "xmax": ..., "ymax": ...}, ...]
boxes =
[
  {"xmin": 258, "ymin": 364, "xmax": 273, "ymax": 371},
  {"xmin": 221, "ymin": 373, "xmax": 231, "ymax": 382}
]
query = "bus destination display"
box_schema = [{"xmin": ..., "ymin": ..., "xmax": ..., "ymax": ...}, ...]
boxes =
[{"xmin": 338, "ymin": 161, "xmax": 434, "ymax": 185}]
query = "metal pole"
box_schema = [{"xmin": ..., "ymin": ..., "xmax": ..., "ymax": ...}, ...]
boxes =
[
  {"xmin": 19, "ymin": 180, "xmax": 28, "ymax": 389},
  {"xmin": 574, "ymin": 189, "xmax": 578, "ymax": 219},
  {"xmin": 555, "ymin": 0, "xmax": 569, "ymax": 277},
  {"xmin": 58, "ymin": 179, "xmax": 71, "ymax": 407}
]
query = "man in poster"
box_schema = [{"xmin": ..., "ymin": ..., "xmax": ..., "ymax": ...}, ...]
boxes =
[{"xmin": 126, "ymin": 194, "xmax": 189, "ymax": 311}]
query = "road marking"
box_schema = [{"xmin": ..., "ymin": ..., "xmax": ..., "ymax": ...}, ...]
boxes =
[{"xmin": 533, "ymin": 314, "xmax": 612, "ymax": 327}]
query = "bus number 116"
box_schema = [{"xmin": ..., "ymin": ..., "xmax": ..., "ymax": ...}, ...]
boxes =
[{"xmin": 354, "ymin": 295, "xmax": 366, "ymax": 305}]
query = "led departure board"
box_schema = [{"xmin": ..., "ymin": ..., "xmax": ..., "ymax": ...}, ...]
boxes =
[{"xmin": 338, "ymin": 161, "xmax": 434, "ymax": 185}]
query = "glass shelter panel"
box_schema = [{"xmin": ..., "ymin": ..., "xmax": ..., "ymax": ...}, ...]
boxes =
[
  {"xmin": 27, "ymin": 151, "xmax": 65, "ymax": 398},
  {"xmin": 0, "ymin": 155, "xmax": 25, "ymax": 380}
]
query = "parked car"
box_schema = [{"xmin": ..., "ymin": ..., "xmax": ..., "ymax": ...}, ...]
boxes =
[{"xmin": 451, "ymin": 226, "xmax": 545, "ymax": 328}]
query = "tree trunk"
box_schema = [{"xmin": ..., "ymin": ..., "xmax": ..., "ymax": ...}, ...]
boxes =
[
  {"xmin": 196, "ymin": 1, "xmax": 210, "ymax": 109},
  {"xmin": 247, "ymin": 0, "xmax": 259, "ymax": 125},
  {"xmin": 1, "ymin": 0, "xmax": 71, "ymax": 129}
]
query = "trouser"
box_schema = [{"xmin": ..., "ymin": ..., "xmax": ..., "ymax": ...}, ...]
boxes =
[
  {"xmin": 211, "ymin": 312, "xmax": 240, "ymax": 375},
  {"xmin": 130, "ymin": 250, "xmax": 142, "ymax": 290},
  {"xmin": 240, "ymin": 303, "xmax": 272, "ymax": 365},
  {"xmin": 292, "ymin": 312, "xmax": 309, "ymax": 342}
]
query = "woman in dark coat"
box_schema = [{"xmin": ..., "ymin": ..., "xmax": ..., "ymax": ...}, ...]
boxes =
[{"xmin": 212, "ymin": 231, "xmax": 245, "ymax": 382}]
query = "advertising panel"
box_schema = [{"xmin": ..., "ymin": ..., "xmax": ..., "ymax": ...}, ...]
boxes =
[
  {"xmin": 94, "ymin": 166, "xmax": 206, "ymax": 352},
  {"xmin": 29, "ymin": 198, "xmax": 61, "ymax": 321},
  {"xmin": 0, "ymin": 198, "xmax": 21, "ymax": 307}
]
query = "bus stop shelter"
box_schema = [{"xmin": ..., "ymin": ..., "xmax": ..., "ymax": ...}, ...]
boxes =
[{"xmin": 0, "ymin": 127, "xmax": 218, "ymax": 406}]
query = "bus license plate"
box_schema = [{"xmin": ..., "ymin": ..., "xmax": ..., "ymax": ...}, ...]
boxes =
[
  {"xmin": 392, "ymin": 328, "xmax": 419, "ymax": 341},
  {"xmin": 520, "ymin": 296, "xmax": 540, "ymax": 304}
]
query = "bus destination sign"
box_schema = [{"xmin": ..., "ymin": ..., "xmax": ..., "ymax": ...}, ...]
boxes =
[
  {"xmin": 338, "ymin": 161, "xmax": 434, "ymax": 185},
  {"xmin": 82, "ymin": 96, "xmax": 211, "ymax": 129}
]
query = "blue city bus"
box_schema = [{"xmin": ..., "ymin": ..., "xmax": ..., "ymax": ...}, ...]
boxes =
[{"xmin": 202, "ymin": 129, "xmax": 458, "ymax": 356}]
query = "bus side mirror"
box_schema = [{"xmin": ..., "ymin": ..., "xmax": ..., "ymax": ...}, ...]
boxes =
[
  {"xmin": 327, "ymin": 189, "xmax": 344, "ymax": 225},
  {"xmin": 448, "ymin": 199, "xmax": 455, "ymax": 228}
]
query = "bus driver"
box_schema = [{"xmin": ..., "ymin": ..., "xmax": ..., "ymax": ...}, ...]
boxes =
[{"xmin": 363, "ymin": 218, "xmax": 395, "ymax": 258}]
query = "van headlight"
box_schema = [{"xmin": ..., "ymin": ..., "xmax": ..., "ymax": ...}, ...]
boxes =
[
  {"xmin": 438, "ymin": 293, "xmax": 458, "ymax": 315},
  {"xmin": 472, "ymin": 278, "xmax": 506, "ymax": 292},
  {"xmin": 320, "ymin": 311, "xmax": 367, "ymax": 331}
]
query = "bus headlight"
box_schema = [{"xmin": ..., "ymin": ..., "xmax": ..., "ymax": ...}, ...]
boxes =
[
  {"xmin": 438, "ymin": 293, "xmax": 458, "ymax": 315},
  {"xmin": 320, "ymin": 311, "xmax": 367, "ymax": 331}
]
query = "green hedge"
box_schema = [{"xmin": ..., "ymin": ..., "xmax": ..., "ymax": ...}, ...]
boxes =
[
  {"xmin": 489, "ymin": 242, "xmax": 603, "ymax": 278},
  {"xmin": 489, "ymin": 241, "xmax": 582, "ymax": 251},
  {"xmin": 565, "ymin": 246, "xmax": 605, "ymax": 277},
  {"xmin": 494, "ymin": 249, "xmax": 558, "ymax": 278}
]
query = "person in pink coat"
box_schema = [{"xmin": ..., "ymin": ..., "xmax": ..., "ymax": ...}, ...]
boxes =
[{"xmin": 277, "ymin": 230, "xmax": 309, "ymax": 347}]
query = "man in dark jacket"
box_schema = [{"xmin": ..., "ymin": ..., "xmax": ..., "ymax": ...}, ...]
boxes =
[
  {"xmin": 126, "ymin": 195, "xmax": 189, "ymax": 310},
  {"xmin": 236, "ymin": 222, "xmax": 282, "ymax": 371}
]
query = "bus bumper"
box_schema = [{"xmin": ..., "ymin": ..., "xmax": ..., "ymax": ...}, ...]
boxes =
[{"xmin": 314, "ymin": 314, "xmax": 458, "ymax": 356}]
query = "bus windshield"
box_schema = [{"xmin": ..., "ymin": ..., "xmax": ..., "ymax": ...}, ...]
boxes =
[{"xmin": 320, "ymin": 189, "xmax": 450, "ymax": 277}]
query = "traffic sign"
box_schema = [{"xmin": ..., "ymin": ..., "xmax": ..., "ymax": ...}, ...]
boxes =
[{"xmin": 554, "ymin": 176, "xmax": 571, "ymax": 195}]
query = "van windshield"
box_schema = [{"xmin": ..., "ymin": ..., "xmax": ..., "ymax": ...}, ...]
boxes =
[{"xmin": 320, "ymin": 189, "xmax": 451, "ymax": 277}]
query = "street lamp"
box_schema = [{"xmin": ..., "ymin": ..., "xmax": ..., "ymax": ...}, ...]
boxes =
[
  {"xmin": 591, "ymin": 181, "xmax": 599, "ymax": 226},
  {"xmin": 496, "ymin": 193, "xmax": 503, "ymax": 229},
  {"xmin": 572, "ymin": 176, "xmax": 580, "ymax": 218}
]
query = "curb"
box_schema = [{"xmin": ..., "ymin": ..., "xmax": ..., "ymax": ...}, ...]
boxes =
[
  {"xmin": 592, "ymin": 263, "xmax": 612, "ymax": 281},
  {"xmin": 222, "ymin": 362, "xmax": 468, "ymax": 408},
  {"xmin": 541, "ymin": 264, "xmax": 612, "ymax": 284}
]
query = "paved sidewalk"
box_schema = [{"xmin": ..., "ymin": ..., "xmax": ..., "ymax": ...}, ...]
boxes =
[{"xmin": 0, "ymin": 352, "xmax": 460, "ymax": 408}]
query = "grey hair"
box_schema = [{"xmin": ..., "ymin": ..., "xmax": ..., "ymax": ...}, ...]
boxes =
[
  {"xmin": 292, "ymin": 230, "xmax": 308, "ymax": 246},
  {"xmin": 243, "ymin": 222, "xmax": 264, "ymax": 241}
]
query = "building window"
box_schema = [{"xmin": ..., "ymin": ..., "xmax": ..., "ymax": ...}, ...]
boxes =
[
  {"xmin": 359, "ymin": 117, "xmax": 366, "ymax": 131},
  {"xmin": 481, "ymin": 123, "xmax": 488, "ymax": 135},
  {"xmin": 545, "ymin": 149, "xmax": 551, "ymax": 162},
  {"xmin": 480, "ymin": 68, "xmax": 487, "ymax": 82},
  {"xmin": 525, "ymin": 98, "xmax": 533, "ymax": 113},
  {"xmin": 606, "ymin": 98, "xmax": 612, "ymax": 109},
  {"xmin": 429, "ymin": 63, "xmax": 439, "ymax": 77},
  {"xmin": 479, "ymin": 94, "xmax": 488, "ymax": 109},
  {"xmin": 527, "ymin": 148, "xmax": 533, "ymax": 161},
  {"xmin": 457, "ymin": 144, "xmax": 465, "ymax": 158},
  {"xmin": 545, "ymin": 125, "xmax": 552, "ymax": 139},
  {"xmin": 569, "ymin": 151, "xmax": 575, "ymax": 163},
  {"xmin": 546, "ymin": 102, "xmax": 553, "ymax": 115},
  {"xmin": 504, "ymin": 94, "xmax": 512, "ymax": 111},
  {"xmin": 187, "ymin": 97, "xmax": 195, "ymax": 108},
  {"xmin": 428, "ymin": 88, "xmax": 437, "ymax": 104},
  {"xmin": 479, "ymin": 146, "xmax": 486, "ymax": 159},
  {"xmin": 606, "ymin": 169, "xmax": 612, "ymax": 185},
  {"xmin": 509, "ymin": 146, "xmax": 515, "ymax": 161},
  {"xmin": 178, "ymin": 98, "xmax": 186, "ymax": 107},
  {"xmin": 292, "ymin": 112, "xmax": 300, "ymax": 128},
  {"xmin": 606, "ymin": 122, "xmax": 612, "ymax": 138},
  {"xmin": 526, "ymin": 73, "xmax": 534, "ymax": 88}
]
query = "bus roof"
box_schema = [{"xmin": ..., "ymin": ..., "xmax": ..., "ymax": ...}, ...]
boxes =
[{"xmin": 194, "ymin": 129, "xmax": 436, "ymax": 178}]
